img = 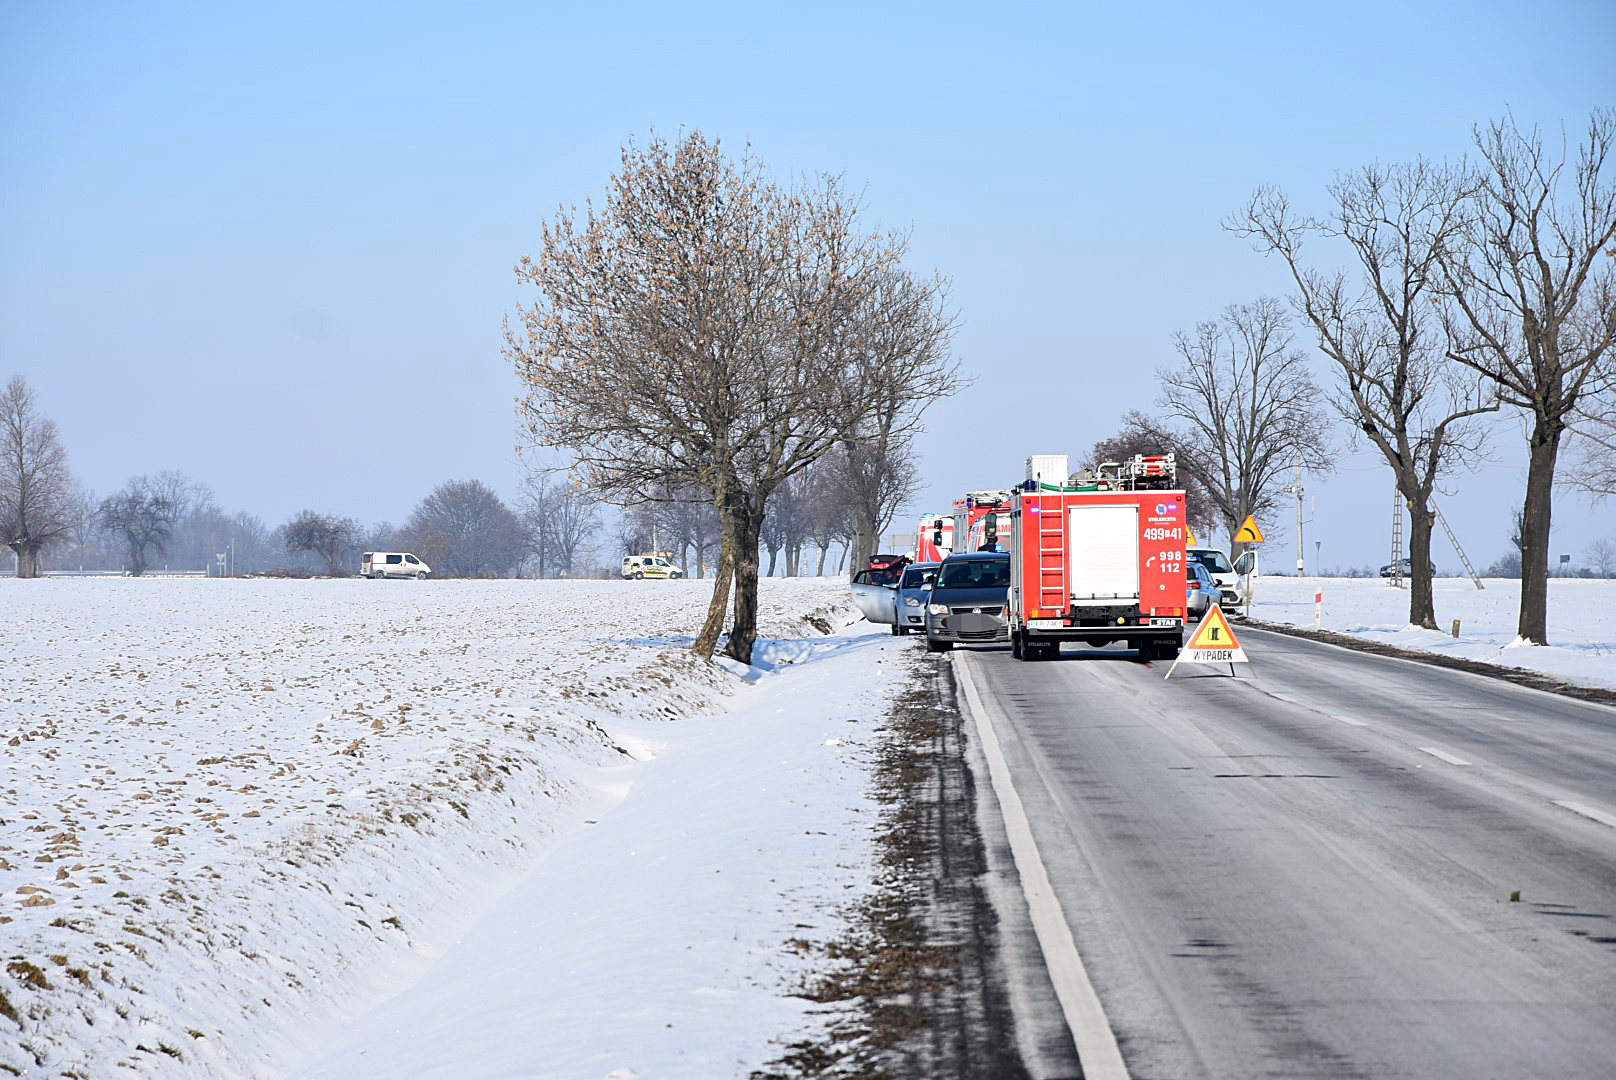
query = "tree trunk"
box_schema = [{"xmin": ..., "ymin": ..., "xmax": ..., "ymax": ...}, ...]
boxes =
[
  {"xmin": 11, "ymin": 542, "xmax": 39, "ymax": 579},
  {"xmin": 1517, "ymin": 422, "xmax": 1559, "ymax": 645},
  {"xmin": 692, "ymin": 544, "xmax": 734, "ymax": 659},
  {"xmin": 815, "ymin": 543, "xmax": 828, "ymax": 577},
  {"xmin": 723, "ymin": 506, "xmax": 765, "ymax": 665},
  {"xmin": 1405, "ymin": 494, "xmax": 1437, "ymax": 630},
  {"xmin": 765, "ymin": 544, "xmax": 779, "ymax": 577}
]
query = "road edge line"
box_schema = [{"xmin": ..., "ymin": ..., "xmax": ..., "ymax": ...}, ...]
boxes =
[{"xmin": 954, "ymin": 654, "xmax": 1131, "ymax": 1080}]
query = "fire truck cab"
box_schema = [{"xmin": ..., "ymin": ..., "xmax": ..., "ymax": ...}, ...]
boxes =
[{"xmin": 1006, "ymin": 453, "xmax": 1186, "ymax": 662}]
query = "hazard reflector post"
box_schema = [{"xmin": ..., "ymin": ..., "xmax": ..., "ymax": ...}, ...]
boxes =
[
  {"xmin": 1165, "ymin": 604, "xmax": 1248, "ymax": 679},
  {"xmin": 1314, "ymin": 589, "xmax": 1322, "ymax": 630}
]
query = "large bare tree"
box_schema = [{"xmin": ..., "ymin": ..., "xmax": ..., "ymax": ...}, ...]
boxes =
[
  {"xmin": 1232, "ymin": 162, "xmax": 1499, "ymax": 629},
  {"xmin": 282, "ymin": 510, "xmax": 359, "ymax": 575},
  {"xmin": 1, "ymin": 375, "xmax": 80, "ymax": 578},
  {"xmin": 506, "ymin": 131, "xmax": 958, "ymax": 663},
  {"xmin": 1127, "ymin": 298, "xmax": 1333, "ymax": 550},
  {"xmin": 1438, "ymin": 110, "xmax": 1616, "ymax": 644},
  {"xmin": 400, "ymin": 479, "xmax": 526, "ymax": 577},
  {"xmin": 100, "ymin": 474, "xmax": 189, "ymax": 576}
]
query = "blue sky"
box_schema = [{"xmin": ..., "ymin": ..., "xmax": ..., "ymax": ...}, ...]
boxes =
[{"xmin": 3, "ymin": 1, "xmax": 1613, "ymax": 571}]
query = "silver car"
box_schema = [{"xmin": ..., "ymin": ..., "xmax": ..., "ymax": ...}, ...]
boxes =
[{"xmin": 891, "ymin": 562, "xmax": 940, "ymax": 636}]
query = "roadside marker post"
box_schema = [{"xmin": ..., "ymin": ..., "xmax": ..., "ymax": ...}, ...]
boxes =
[
  {"xmin": 1314, "ymin": 589, "xmax": 1322, "ymax": 630},
  {"xmin": 1165, "ymin": 604, "xmax": 1248, "ymax": 679}
]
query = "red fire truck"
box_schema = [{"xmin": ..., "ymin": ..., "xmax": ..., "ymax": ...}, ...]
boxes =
[
  {"xmin": 1007, "ymin": 453, "xmax": 1186, "ymax": 662},
  {"xmin": 952, "ymin": 489, "xmax": 1015, "ymax": 554},
  {"xmin": 916, "ymin": 513, "xmax": 954, "ymax": 563}
]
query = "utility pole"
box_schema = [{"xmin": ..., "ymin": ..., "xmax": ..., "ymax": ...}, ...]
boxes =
[{"xmin": 1281, "ymin": 454, "xmax": 1305, "ymax": 575}]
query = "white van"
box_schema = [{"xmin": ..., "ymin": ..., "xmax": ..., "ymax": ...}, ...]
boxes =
[
  {"xmin": 621, "ymin": 554, "xmax": 683, "ymax": 580},
  {"xmin": 362, "ymin": 552, "xmax": 431, "ymax": 579}
]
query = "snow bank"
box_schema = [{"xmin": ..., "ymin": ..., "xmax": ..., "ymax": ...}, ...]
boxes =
[
  {"xmin": 0, "ymin": 577, "xmax": 860, "ymax": 1077},
  {"xmin": 1242, "ymin": 576, "xmax": 1616, "ymax": 691}
]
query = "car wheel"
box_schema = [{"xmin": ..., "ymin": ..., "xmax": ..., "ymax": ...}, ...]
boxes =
[
  {"xmin": 890, "ymin": 622, "xmax": 903, "ymax": 636},
  {"xmin": 415, "ymin": 571, "xmax": 426, "ymax": 580},
  {"xmin": 634, "ymin": 571, "xmax": 644, "ymax": 579}
]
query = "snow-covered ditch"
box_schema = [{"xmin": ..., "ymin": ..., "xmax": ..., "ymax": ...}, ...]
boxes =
[
  {"xmin": 0, "ymin": 577, "xmax": 880, "ymax": 1078},
  {"xmin": 1240, "ymin": 575, "xmax": 1616, "ymax": 692}
]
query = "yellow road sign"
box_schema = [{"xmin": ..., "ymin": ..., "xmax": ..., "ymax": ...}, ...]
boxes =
[
  {"xmin": 1232, "ymin": 515, "xmax": 1265, "ymax": 544},
  {"xmin": 1165, "ymin": 604, "xmax": 1248, "ymax": 678},
  {"xmin": 1187, "ymin": 526, "xmax": 1198, "ymax": 546}
]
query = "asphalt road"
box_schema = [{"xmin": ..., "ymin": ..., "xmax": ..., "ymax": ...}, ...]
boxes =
[{"xmin": 957, "ymin": 627, "xmax": 1616, "ymax": 1079}]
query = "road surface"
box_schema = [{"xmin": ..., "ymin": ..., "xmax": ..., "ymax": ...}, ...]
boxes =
[{"xmin": 957, "ymin": 626, "xmax": 1616, "ymax": 1079}]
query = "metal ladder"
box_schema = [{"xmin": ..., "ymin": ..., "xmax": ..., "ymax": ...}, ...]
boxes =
[
  {"xmin": 1037, "ymin": 500, "xmax": 1067, "ymax": 614},
  {"xmin": 1390, "ymin": 490, "xmax": 1404, "ymax": 588},
  {"xmin": 1432, "ymin": 501, "xmax": 1485, "ymax": 590}
]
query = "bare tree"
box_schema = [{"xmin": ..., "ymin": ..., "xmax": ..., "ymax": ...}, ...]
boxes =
[
  {"xmin": 506, "ymin": 131, "xmax": 959, "ymax": 663},
  {"xmin": 1584, "ymin": 537, "xmax": 1616, "ymax": 577},
  {"xmin": 1232, "ymin": 162, "xmax": 1499, "ymax": 629},
  {"xmin": 399, "ymin": 479, "xmax": 526, "ymax": 577},
  {"xmin": 522, "ymin": 472, "xmax": 601, "ymax": 578},
  {"xmin": 100, "ymin": 475, "xmax": 184, "ymax": 576},
  {"xmin": 1127, "ymin": 298, "xmax": 1333, "ymax": 549},
  {"xmin": 836, "ymin": 426, "xmax": 922, "ymax": 575},
  {"xmin": 1437, "ymin": 110, "xmax": 1616, "ymax": 643},
  {"xmin": 798, "ymin": 457, "xmax": 849, "ymax": 576},
  {"xmin": 1565, "ymin": 386, "xmax": 1616, "ymax": 498},
  {"xmin": 282, "ymin": 510, "xmax": 359, "ymax": 575},
  {"xmin": 230, "ymin": 511, "xmax": 271, "ymax": 574},
  {"xmin": 1, "ymin": 376, "xmax": 80, "ymax": 577}
]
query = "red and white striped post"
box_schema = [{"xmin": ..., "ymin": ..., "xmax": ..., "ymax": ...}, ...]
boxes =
[{"xmin": 1314, "ymin": 588, "xmax": 1322, "ymax": 630}]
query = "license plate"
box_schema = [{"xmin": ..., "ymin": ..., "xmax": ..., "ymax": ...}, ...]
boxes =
[
  {"xmin": 1028, "ymin": 619, "xmax": 1063, "ymax": 629},
  {"xmin": 1149, "ymin": 617, "xmax": 1180, "ymax": 627}
]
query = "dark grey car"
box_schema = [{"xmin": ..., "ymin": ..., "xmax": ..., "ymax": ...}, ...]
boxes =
[{"xmin": 923, "ymin": 552, "xmax": 1011, "ymax": 652}]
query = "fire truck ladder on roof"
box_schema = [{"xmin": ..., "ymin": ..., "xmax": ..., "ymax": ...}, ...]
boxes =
[{"xmin": 1037, "ymin": 500, "xmax": 1067, "ymax": 613}]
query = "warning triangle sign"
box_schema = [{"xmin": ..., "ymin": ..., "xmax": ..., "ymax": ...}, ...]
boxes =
[
  {"xmin": 1165, "ymin": 605, "xmax": 1248, "ymax": 678},
  {"xmin": 1186, "ymin": 525, "xmax": 1198, "ymax": 547},
  {"xmin": 1232, "ymin": 515, "xmax": 1265, "ymax": 544}
]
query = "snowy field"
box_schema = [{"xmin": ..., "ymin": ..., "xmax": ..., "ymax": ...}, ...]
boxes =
[
  {"xmin": 1243, "ymin": 575, "xmax": 1616, "ymax": 691},
  {"xmin": 0, "ymin": 577, "xmax": 885, "ymax": 1079}
]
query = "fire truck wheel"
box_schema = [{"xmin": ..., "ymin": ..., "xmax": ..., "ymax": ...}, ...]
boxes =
[{"xmin": 1011, "ymin": 634, "xmax": 1023, "ymax": 659}]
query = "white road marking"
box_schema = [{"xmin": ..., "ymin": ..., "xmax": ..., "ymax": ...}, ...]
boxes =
[
  {"xmin": 1554, "ymin": 801, "xmax": 1616, "ymax": 830},
  {"xmin": 954, "ymin": 655, "xmax": 1131, "ymax": 1080},
  {"xmin": 1417, "ymin": 746, "xmax": 1471, "ymax": 766},
  {"xmin": 1330, "ymin": 715, "xmax": 1369, "ymax": 727},
  {"xmin": 1269, "ymin": 692, "xmax": 1298, "ymax": 703}
]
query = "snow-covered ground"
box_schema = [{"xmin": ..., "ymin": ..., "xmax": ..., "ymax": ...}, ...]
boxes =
[
  {"xmin": 1242, "ymin": 575, "xmax": 1616, "ymax": 691},
  {"xmin": 0, "ymin": 577, "xmax": 891, "ymax": 1079}
]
